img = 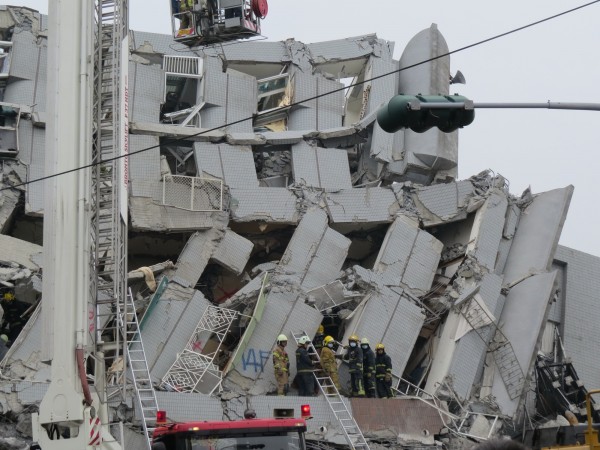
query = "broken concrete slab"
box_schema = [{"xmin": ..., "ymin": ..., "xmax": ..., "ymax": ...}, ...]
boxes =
[
  {"xmin": 352, "ymin": 397, "xmax": 445, "ymax": 439},
  {"xmin": 142, "ymin": 290, "xmax": 213, "ymax": 384},
  {"xmin": 342, "ymin": 287, "xmax": 425, "ymax": 379},
  {"xmin": 490, "ymin": 271, "xmax": 558, "ymax": 418},
  {"xmin": 411, "ymin": 180, "xmax": 475, "ymax": 227},
  {"xmin": 466, "ymin": 189, "xmax": 509, "ymax": 271},
  {"xmin": 129, "ymin": 121, "xmax": 226, "ymax": 141},
  {"xmin": 502, "ymin": 186, "xmax": 573, "ymax": 286},
  {"xmin": 0, "ymin": 235, "xmax": 41, "ymax": 271},
  {"xmin": 427, "ymin": 274, "xmax": 505, "ymax": 401},
  {"xmin": 129, "ymin": 197, "xmax": 229, "ymax": 232},
  {"xmin": 291, "ymin": 141, "xmax": 352, "ymax": 190},
  {"xmin": 170, "ymin": 230, "xmax": 224, "ymax": 288},
  {"xmin": 195, "ymin": 142, "xmax": 259, "ymax": 189},
  {"xmin": 373, "ymin": 215, "xmax": 443, "ymax": 295},
  {"xmin": 278, "ymin": 208, "xmax": 351, "ymax": 290},
  {"xmin": 225, "ymin": 287, "xmax": 322, "ymax": 394},
  {"xmin": 229, "ymin": 187, "xmax": 300, "ymax": 223},
  {"xmin": 211, "ymin": 229, "xmax": 254, "ymax": 275},
  {"xmin": 325, "ymin": 187, "xmax": 400, "ymax": 226}
]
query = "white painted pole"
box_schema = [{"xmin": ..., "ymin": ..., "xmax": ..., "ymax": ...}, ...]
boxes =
[{"xmin": 32, "ymin": 1, "xmax": 92, "ymax": 448}]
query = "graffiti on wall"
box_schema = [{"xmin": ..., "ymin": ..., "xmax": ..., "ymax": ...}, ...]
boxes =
[{"xmin": 241, "ymin": 348, "xmax": 270, "ymax": 373}]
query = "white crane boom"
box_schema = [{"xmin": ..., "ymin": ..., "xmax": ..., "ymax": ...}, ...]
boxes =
[{"xmin": 30, "ymin": 1, "xmax": 127, "ymax": 448}]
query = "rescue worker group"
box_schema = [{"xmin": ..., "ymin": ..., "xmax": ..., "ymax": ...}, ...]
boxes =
[{"xmin": 272, "ymin": 326, "xmax": 394, "ymax": 398}]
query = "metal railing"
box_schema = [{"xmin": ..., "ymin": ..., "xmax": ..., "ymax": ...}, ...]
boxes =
[{"xmin": 162, "ymin": 174, "xmax": 223, "ymax": 211}]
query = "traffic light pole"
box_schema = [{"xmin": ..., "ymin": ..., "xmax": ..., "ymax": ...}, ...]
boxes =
[
  {"xmin": 409, "ymin": 100, "xmax": 600, "ymax": 111},
  {"xmin": 377, "ymin": 94, "xmax": 600, "ymax": 134}
]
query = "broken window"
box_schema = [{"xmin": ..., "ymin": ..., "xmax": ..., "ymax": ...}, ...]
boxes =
[
  {"xmin": 343, "ymin": 73, "xmax": 366, "ymax": 126},
  {"xmin": 0, "ymin": 40, "xmax": 12, "ymax": 88},
  {"xmin": 0, "ymin": 102, "xmax": 20, "ymax": 157},
  {"xmin": 254, "ymin": 73, "xmax": 292, "ymax": 130},
  {"xmin": 161, "ymin": 55, "xmax": 204, "ymax": 126},
  {"xmin": 160, "ymin": 141, "xmax": 196, "ymax": 176}
]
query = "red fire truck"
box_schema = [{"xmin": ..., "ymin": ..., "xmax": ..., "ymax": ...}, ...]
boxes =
[{"xmin": 151, "ymin": 406, "xmax": 310, "ymax": 450}]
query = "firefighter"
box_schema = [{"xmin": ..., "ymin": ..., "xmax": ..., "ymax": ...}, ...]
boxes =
[
  {"xmin": 375, "ymin": 343, "xmax": 394, "ymax": 398},
  {"xmin": 295, "ymin": 336, "xmax": 316, "ymax": 396},
  {"xmin": 0, "ymin": 292, "xmax": 26, "ymax": 343},
  {"xmin": 361, "ymin": 337, "xmax": 376, "ymax": 398},
  {"xmin": 272, "ymin": 334, "xmax": 290, "ymax": 396},
  {"xmin": 178, "ymin": 0, "xmax": 194, "ymax": 30},
  {"xmin": 313, "ymin": 325, "xmax": 325, "ymax": 352},
  {"xmin": 320, "ymin": 335, "xmax": 340, "ymax": 391},
  {"xmin": 343, "ymin": 334, "xmax": 365, "ymax": 397}
]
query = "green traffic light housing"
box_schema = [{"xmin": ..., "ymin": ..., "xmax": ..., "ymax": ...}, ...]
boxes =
[{"xmin": 377, "ymin": 94, "xmax": 475, "ymax": 134}]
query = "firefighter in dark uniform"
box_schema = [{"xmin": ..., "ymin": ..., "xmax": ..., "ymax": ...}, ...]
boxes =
[
  {"xmin": 361, "ymin": 337, "xmax": 376, "ymax": 398},
  {"xmin": 295, "ymin": 336, "xmax": 315, "ymax": 396},
  {"xmin": 1, "ymin": 292, "xmax": 26, "ymax": 343},
  {"xmin": 313, "ymin": 324, "xmax": 325, "ymax": 353},
  {"xmin": 375, "ymin": 343, "xmax": 394, "ymax": 398},
  {"xmin": 343, "ymin": 334, "xmax": 365, "ymax": 397}
]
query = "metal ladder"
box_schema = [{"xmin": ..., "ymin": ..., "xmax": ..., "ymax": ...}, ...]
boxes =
[
  {"xmin": 90, "ymin": 0, "xmax": 129, "ymax": 389},
  {"xmin": 290, "ymin": 331, "xmax": 370, "ymax": 450},
  {"xmin": 459, "ymin": 297, "xmax": 525, "ymax": 399},
  {"xmin": 122, "ymin": 289, "xmax": 159, "ymax": 447}
]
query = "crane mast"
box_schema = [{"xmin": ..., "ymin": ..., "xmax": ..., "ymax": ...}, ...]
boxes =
[{"xmin": 31, "ymin": 0, "xmax": 129, "ymax": 449}]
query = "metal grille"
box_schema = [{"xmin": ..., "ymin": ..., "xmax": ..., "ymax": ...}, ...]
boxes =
[
  {"xmin": 161, "ymin": 305, "xmax": 238, "ymax": 394},
  {"xmin": 460, "ymin": 296, "xmax": 525, "ymax": 400},
  {"xmin": 163, "ymin": 55, "xmax": 203, "ymax": 76},
  {"xmin": 162, "ymin": 174, "xmax": 223, "ymax": 211}
]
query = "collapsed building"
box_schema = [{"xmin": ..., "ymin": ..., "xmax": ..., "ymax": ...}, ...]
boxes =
[{"xmin": 0, "ymin": 4, "xmax": 599, "ymax": 450}]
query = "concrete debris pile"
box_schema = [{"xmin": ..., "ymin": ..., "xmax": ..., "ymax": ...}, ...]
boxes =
[{"xmin": 0, "ymin": 5, "xmax": 596, "ymax": 450}]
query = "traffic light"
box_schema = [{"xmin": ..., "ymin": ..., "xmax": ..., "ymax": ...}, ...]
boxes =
[{"xmin": 377, "ymin": 94, "xmax": 475, "ymax": 133}]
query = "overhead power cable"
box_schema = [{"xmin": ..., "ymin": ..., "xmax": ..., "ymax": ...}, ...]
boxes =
[{"xmin": 2, "ymin": 0, "xmax": 599, "ymax": 193}]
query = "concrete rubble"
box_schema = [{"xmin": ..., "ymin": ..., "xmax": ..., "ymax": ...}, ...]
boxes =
[{"xmin": 0, "ymin": 5, "xmax": 598, "ymax": 450}]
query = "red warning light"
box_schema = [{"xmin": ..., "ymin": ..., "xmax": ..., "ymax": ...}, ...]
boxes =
[
  {"xmin": 300, "ymin": 404, "xmax": 312, "ymax": 419},
  {"xmin": 156, "ymin": 410, "xmax": 167, "ymax": 424}
]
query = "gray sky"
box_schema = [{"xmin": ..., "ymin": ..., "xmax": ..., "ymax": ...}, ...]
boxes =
[{"xmin": 11, "ymin": 0, "xmax": 600, "ymax": 256}]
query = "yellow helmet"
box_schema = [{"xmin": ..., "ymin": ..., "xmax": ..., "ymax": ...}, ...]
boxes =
[
  {"xmin": 3, "ymin": 292, "xmax": 14, "ymax": 301},
  {"xmin": 318, "ymin": 325, "xmax": 324, "ymax": 334},
  {"xmin": 323, "ymin": 335, "xmax": 334, "ymax": 344},
  {"xmin": 361, "ymin": 337, "xmax": 370, "ymax": 345},
  {"xmin": 277, "ymin": 334, "xmax": 288, "ymax": 343},
  {"xmin": 376, "ymin": 343, "xmax": 385, "ymax": 350},
  {"xmin": 349, "ymin": 334, "xmax": 359, "ymax": 342}
]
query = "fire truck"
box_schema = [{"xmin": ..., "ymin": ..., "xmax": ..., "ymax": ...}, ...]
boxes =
[{"xmin": 151, "ymin": 407, "xmax": 310, "ymax": 450}]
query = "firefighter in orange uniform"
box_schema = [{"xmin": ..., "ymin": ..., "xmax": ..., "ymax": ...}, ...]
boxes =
[
  {"xmin": 320, "ymin": 335, "xmax": 340, "ymax": 392},
  {"xmin": 272, "ymin": 334, "xmax": 290, "ymax": 395},
  {"xmin": 178, "ymin": 0, "xmax": 194, "ymax": 30}
]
